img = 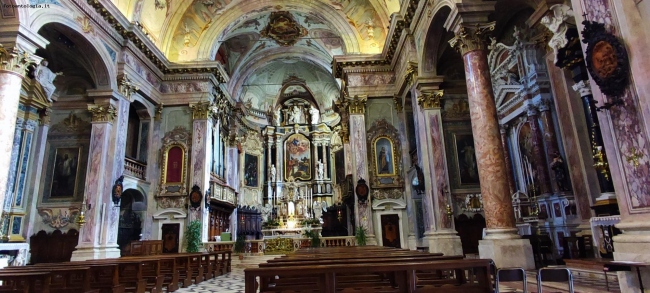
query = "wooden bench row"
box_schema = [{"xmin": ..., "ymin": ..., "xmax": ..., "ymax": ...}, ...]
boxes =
[
  {"xmin": 0, "ymin": 250, "xmax": 231, "ymax": 293},
  {"xmin": 245, "ymin": 246, "xmax": 493, "ymax": 293}
]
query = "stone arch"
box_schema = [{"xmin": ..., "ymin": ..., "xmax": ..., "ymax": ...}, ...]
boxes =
[
  {"xmin": 29, "ymin": 13, "xmax": 116, "ymax": 90},
  {"xmin": 421, "ymin": 5, "xmax": 453, "ymax": 75}
]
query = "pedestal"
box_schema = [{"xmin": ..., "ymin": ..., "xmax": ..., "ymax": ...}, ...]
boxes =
[
  {"xmin": 479, "ymin": 237, "xmax": 536, "ymax": 270},
  {"xmin": 424, "ymin": 231, "xmax": 463, "ymax": 256}
]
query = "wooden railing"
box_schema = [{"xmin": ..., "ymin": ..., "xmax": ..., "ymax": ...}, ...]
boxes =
[
  {"xmin": 124, "ymin": 157, "xmax": 146, "ymax": 180},
  {"xmin": 203, "ymin": 236, "xmax": 357, "ymax": 255}
]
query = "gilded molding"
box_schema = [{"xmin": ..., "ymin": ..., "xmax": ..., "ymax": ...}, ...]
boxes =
[
  {"xmin": 0, "ymin": 44, "xmax": 32, "ymax": 76},
  {"xmin": 403, "ymin": 62, "xmax": 418, "ymax": 87},
  {"xmin": 118, "ymin": 74, "xmax": 139, "ymax": 100},
  {"xmin": 348, "ymin": 95, "xmax": 367, "ymax": 115},
  {"xmin": 88, "ymin": 104, "xmax": 117, "ymax": 123},
  {"xmin": 418, "ymin": 90, "xmax": 444, "ymax": 109},
  {"xmin": 190, "ymin": 101, "xmax": 212, "ymax": 120},
  {"xmin": 449, "ymin": 22, "xmax": 496, "ymax": 55},
  {"xmin": 155, "ymin": 103, "xmax": 164, "ymax": 121}
]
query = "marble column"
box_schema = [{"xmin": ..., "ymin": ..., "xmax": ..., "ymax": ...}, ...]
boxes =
[
  {"xmin": 537, "ymin": 98, "xmax": 564, "ymax": 193},
  {"xmin": 397, "ymin": 104, "xmax": 418, "ymax": 250},
  {"xmin": 449, "ymin": 22, "xmax": 534, "ymax": 269},
  {"xmin": 500, "ymin": 125, "xmax": 517, "ymax": 195},
  {"xmin": 24, "ymin": 108, "xmax": 51, "ymax": 240},
  {"xmin": 416, "ymin": 90, "xmax": 463, "ymax": 256},
  {"xmin": 525, "ymin": 100, "xmax": 553, "ymax": 196},
  {"xmin": 0, "ymin": 45, "xmax": 32, "ymax": 236},
  {"xmin": 189, "ymin": 102, "xmax": 213, "ymax": 243},
  {"xmin": 72, "ymin": 101, "xmax": 119, "ymax": 260},
  {"xmin": 347, "ymin": 95, "xmax": 376, "ymax": 245}
]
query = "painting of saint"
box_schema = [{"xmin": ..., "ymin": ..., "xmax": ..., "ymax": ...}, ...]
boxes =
[
  {"xmin": 285, "ymin": 134, "xmax": 311, "ymax": 180},
  {"xmin": 374, "ymin": 137, "xmax": 394, "ymax": 175},
  {"xmin": 50, "ymin": 148, "xmax": 80, "ymax": 197},
  {"xmin": 244, "ymin": 154, "xmax": 259, "ymax": 187},
  {"xmin": 454, "ymin": 134, "xmax": 479, "ymax": 185}
]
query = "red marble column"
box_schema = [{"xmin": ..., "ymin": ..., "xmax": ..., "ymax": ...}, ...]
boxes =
[
  {"xmin": 526, "ymin": 102, "xmax": 553, "ymax": 196},
  {"xmin": 449, "ymin": 23, "xmax": 516, "ymax": 232},
  {"xmin": 500, "ymin": 125, "xmax": 517, "ymax": 195}
]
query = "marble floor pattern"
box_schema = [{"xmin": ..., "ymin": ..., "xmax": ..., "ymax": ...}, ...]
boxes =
[{"xmin": 172, "ymin": 256, "xmax": 621, "ymax": 293}]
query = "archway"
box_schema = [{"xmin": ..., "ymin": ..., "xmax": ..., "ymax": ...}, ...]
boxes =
[{"xmin": 117, "ymin": 188, "xmax": 146, "ymax": 254}]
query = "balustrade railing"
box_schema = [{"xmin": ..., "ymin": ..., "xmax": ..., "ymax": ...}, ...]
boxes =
[
  {"xmin": 203, "ymin": 236, "xmax": 357, "ymax": 255},
  {"xmin": 124, "ymin": 157, "xmax": 146, "ymax": 180}
]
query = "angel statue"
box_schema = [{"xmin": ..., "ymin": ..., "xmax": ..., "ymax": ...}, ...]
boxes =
[
  {"xmin": 34, "ymin": 60, "xmax": 63, "ymax": 101},
  {"xmin": 317, "ymin": 160, "xmax": 325, "ymax": 180}
]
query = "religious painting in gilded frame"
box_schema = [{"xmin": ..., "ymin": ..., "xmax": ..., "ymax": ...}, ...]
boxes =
[
  {"xmin": 452, "ymin": 133, "xmax": 480, "ymax": 186},
  {"xmin": 284, "ymin": 133, "xmax": 311, "ymax": 181},
  {"xmin": 49, "ymin": 147, "xmax": 82, "ymax": 198},
  {"xmin": 244, "ymin": 154, "xmax": 259, "ymax": 187},
  {"xmin": 367, "ymin": 119, "xmax": 403, "ymax": 188},
  {"xmin": 160, "ymin": 143, "xmax": 188, "ymax": 196}
]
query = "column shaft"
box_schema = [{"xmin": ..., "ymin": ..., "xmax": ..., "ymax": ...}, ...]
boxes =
[
  {"xmin": 538, "ymin": 103, "xmax": 564, "ymax": 192},
  {"xmin": 526, "ymin": 103, "xmax": 553, "ymax": 196},
  {"xmin": 349, "ymin": 114, "xmax": 374, "ymax": 240},
  {"xmin": 189, "ymin": 102, "xmax": 212, "ymax": 242},
  {"xmin": 0, "ymin": 72, "xmax": 23, "ymax": 228},
  {"xmin": 500, "ymin": 126, "xmax": 517, "ymax": 195}
]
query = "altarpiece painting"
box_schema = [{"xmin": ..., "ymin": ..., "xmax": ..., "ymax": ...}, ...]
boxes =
[
  {"xmin": 284, "ymin": 133, "xmax": 311, "ymax": 181},
  {"xmin": 367, "ymin": 119, "xmax": 403, "ymax": 188}
]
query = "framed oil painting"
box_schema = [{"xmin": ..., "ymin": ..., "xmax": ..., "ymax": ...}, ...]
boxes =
[
  {"xmin": 50, "ymin": 147, "xmax": 82, "ymax": 198},
  {"xmin": 244, "ymin": 154, "xmax": 259, "ymax": 187},
  {"xmin": 285, "ymin": 133, "xmax": 311, "ymax": 181},
  {"xmin": 367, "ymin": 119, "xmax": 403, "ymax": 188},
  {"xmin": 453, "ymin": 133, "xmax": 480, "ymax": 186},
  {"xmin": 374, "ymin": 137, "xmax": 396, "ymax": 176}
]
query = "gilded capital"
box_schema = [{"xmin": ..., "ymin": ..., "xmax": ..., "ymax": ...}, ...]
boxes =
[
  {"xmin": 417, "ymin": 90, "xmax": 444, "ymax": 109},
  {"xmin": 39, "ymin": 108, "xmax": 52, "ymax": 126},
  {"xmin": 190, "ymin": 101, "xmax": 212, "ymax": 120},
  {"xmin": 348, "ymin": 95, "xmax": 367, "ymax": 115},
  {"xmin": 393, "ymin": 95, "xmax": 403, "ymax": 113},
  {"xmin": 118, "ymin": 74, "xmax": 139, "ymax": 100},
  {"xmin": 88, "ymin": 104, "xmax": 117, "ymax": 123},
  {"xmin": 404, "ymin": 62, "xmax": 418, "ymax": 87},
  {"xmin": 0, "ymin": 44, "xmax": 32, "ymax": 76},
  {"xmin": 154, "ymin": 103, "xmax": 164, "ymax": 121},
  {"xmin": 449, "ymin": 22, "xmax": 496, "ymax": 55}
]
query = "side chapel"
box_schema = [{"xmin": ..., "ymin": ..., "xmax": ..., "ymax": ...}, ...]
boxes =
[{"xmin": 0, "ymin": 0, "xmax": 649, "ymax": 292}]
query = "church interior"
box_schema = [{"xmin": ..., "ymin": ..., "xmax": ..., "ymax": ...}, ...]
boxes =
[{"xmin": 1, "ymin": 0, "xmax": 650, "ymax": 292}]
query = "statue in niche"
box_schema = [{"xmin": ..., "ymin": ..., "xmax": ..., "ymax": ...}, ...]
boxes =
[
  {"xmin": 288, "ymin": 105, "xmax": 302, "ymax": 124},
  {"xmin": 261, "ymin": 203, "xmax": 273, "ymax": 222},
  {"xmin": 309, "ymin": 107, "xmax": 320, "ymax": 124},
  {"xmin": 272, "ymin": 108, "xmax": 281, "ymax": 126},
  {"xmin": 550, "ymin": 151, "xmax": 571, "ymax": 191},
  {"xmin": 35, "ymin": 60, "xmax": 63, "ymax": 101},
  {"xmin": 317, "ymin": 160, "xmax": 324, "ymax": 180},
  {"xmin": 270, "ymin": 164, "xmax": 276, "ymax": 182},
  {"xmin": 313, "ymin": 201, "xmax": 322, "ymax": 219}
]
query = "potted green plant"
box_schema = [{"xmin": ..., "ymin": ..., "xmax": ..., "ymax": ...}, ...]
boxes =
[
  {"xmin": 303, "ymin": 230, "xmax": 321, "ymax": 248},
  {"xmin": 185, "ymin": 220, "xmax": 202, "ymax": 253},
  {"xmin": 233, "ymin": 233, "xmax": 246, "ymax": 260},
  {"xmin": 355, "ymin": 227, "xmax": 367, "ymax": 246}
]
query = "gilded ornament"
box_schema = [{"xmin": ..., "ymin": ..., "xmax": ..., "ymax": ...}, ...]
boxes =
[
  {"xmin": 417, "ymin": 90, "xmax": 443, "ymax": 109},
  {"xmin": 87, "ymin": 104, "xmax": 118, "ymax": 123},
  {"xmin": 190, "ymin": 101, "xmax": 212, "ymax": 120},
  {"xmin": 393, "ymin": 95, "xmax": 403, "ymax": 113},
  {"xmin": 348, "ymin": 95, "xmax": 367, "ymax": 114},
  {"xmin": 118, "ymin": 74, "xmax": 139, "ymax": 100},
  {"xmin": 403, "ymin": 62, "xmax": 418, "ymax": 87},
  {"xmin": 0, "ymin": 44, "xmax": 32, "ymax": 76},
  {"xmin": 449, "ymin": 22, "xmax": 496, "ymax": 55},
  {"xmin": 155, "ymin": 103, "xmax": 164, "ymax": 121},
  {"xmin": 626, "ymin": 147, "xmax": 643, "ymax": 169}
]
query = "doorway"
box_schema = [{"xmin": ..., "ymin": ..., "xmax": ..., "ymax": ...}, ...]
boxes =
[
  {"xmin": 161, "ymin": 223, "xmax": 180, "ymax": 253},
  {"xmin": 380, "ymin": 214, "xmax": 401, "ymax": 248}
]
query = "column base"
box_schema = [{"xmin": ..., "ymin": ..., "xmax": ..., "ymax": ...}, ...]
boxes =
[
  {"xmin": 612, "ymin": 221, "xmax": 650, "ymax": 293},
  {"xmin": 366, "ymin": 234, "xmax": 378, "ymax": 246},
  {"xmin": 479, "ymin": 237, "xmax": 535, "ymax": 270},
  {"xmin": 71, "ymin": 245, "xmax": 121, "ymax": 261},
  {"xmin": 407, "ymin": 234, "xmax": 417, "ymax": 250},
  {"xmin": 424, "ymin": 230, "xmax": 463, "ymax": 256}
]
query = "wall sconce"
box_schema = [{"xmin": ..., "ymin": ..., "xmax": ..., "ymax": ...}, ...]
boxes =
[
  {"xmin": 445, "ymin": 204, "xmax": 453, "ymax": 220},
  {"xmin": 76, "ymin": 201, "xmax": 92, "ymax": 228}
]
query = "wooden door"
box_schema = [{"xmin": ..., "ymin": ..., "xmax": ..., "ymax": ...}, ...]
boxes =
[
  {"xmin": 161, "ymin": 223, "xmax": 180, "ymax": 253},
  {"xmin": 380, "ymin": 214, "xmax": 401, "ymax": 248}
]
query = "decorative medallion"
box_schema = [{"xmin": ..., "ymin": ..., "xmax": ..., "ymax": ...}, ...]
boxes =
[
  {"xmin": 260, "ymin": 11, "xmax": 308, "ymax": 47},
  {"xmin": 581, "ymin": 20, "xmax": 630, "ymax": 97},
  {"xmin": 112, "ymin": 175, "xmax": 124, "ymax": 206},
  {"xmin": 355, "ymin": 178, "xmax": 369, "ymax": 204},
  {"xmin": 189, "ymin": 185, "xmax": 202, "ymax": 209}
]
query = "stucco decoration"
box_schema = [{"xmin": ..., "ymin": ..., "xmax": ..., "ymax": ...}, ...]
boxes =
[{"xmin": 260, "ymin": 11, "xmax": 308, "ymax": 47}]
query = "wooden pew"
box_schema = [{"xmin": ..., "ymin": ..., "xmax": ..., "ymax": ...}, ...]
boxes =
[
  {"xmin": 84, "ymin": 259, "xmax": 150, "ymax": 293},
  {"xmin": 245, "ymin": 258, "xmax": 492, "ymax": 293},
  {"xmin": 1, "ymin": 265, "xmax": 97, "ymax": 293},
  {"xmin": 0, "ymin": 271, "xmax": 51, "ymax": 293}
]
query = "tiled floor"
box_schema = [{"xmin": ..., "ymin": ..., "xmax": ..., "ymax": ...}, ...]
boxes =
[{"xmin": 173, "ymin": 256, "xmax": 622, "ymax": 293}]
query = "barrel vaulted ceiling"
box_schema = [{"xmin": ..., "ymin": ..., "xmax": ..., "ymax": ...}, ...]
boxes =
[{"xmin": 110, "ymin": 0, "xmax": 399, "ymax": 120}]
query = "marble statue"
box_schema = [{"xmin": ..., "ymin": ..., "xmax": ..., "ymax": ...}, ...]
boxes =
[
  {"xmin": 309, "ymin": 107, "xmax": 320, "ymax": 124},
  {"xmin": 317, "ymin": 160, "xmax": 324, "ymax": 180},
  {"xmin": 270, "ymin": 164, "xmax": 276, "ymax": 182},
  {"xmin": 288, "ymin": 105, "xmax": 302, "ymax": 124},
  {"xmin": 35, "ymin": 60, "xmax": 63, "ymax": 101},
  {"xmin": 313, "ymin": 201, "xmax": 322, "ymax": 219},
  {"xmin": 261, "ymin": 203, "xmax": 272, "ymax": 222},
  {"xmin": 288, "ymin": 201, "xmax": 295, "ymax": 217},
  {"xmin": 272, "ymin": 108, "xmax": 281, "ymax": 126},
  {"xmin": 540, "ymin": 4, "xmax": 573, "ymax": 64}
]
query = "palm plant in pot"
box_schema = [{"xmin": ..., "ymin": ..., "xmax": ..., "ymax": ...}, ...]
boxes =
[
  {"xmin": 355, "ymin": 227, "xmax": 367, "ymax": 246},
  {"xmin": 234, "ymin": 233, "xmax": 246, "ymax": 260},
  {"xmin": 185, "ymin": 220, "xmax": 202, "ymax": 253}
]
